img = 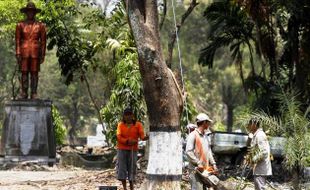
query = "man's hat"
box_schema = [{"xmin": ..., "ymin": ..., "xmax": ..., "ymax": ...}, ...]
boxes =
[
  {"xmin": 196, "ymin": 113, "xmax": 213, "ymax": 123},
  {"xmin": 20, "ymin": 2, "xmax": 41, "ymax": 14}
]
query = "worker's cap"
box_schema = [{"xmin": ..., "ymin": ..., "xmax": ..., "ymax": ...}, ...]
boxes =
[
  {"xmin": 186, "ymin": 123, "xmax": 197, "ymax": 130},
  {"xmin": 123, "ymin": 107, "xmax": 133, "ymax": 115},
  {"xmin": 196, "ymin": 113, "xmax": 213, "ymax": 123}
]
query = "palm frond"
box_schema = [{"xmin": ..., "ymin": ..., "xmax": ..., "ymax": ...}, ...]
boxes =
[
  {"xmin": 304, "ymin": 105, "xmax": 310, "ymax": 118},
  {"xmin": 199, "ymin": 35, "xmax": 235, "ymax": 67},
  {"xmin": 200, "ymin": 0, "xmax": 253, "ymax": 69},
  {"xmin": 236, "ymin": 111, "xmax": 282, "ymax": 135},
  {"xmin": 106, "ymin": 38, "xmax": 121, "ymax": 50}
]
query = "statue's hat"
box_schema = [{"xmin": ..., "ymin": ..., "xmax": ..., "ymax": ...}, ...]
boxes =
[{"xmin": 20, "ymin": 2, "xmax": 41, "ymax": 14}]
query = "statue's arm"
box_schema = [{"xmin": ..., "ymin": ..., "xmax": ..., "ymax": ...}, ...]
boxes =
[
  {"xmin": 15, "ymin": 23, "xmax": 22, "ymax": 63},
  {"xmin": 40, "ymin": 23, "xmax": 47, "ymax": 63}
]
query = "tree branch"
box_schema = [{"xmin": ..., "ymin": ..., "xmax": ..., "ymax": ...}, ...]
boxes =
[
  {"xmin": 58, "ymin": 17, "xmax": 105, "ymax": 131},
  {"xmin": 166, "ymin": 0, "xmax": 199, "ymax": 68},
  {"xmin": 159, "ymin": 0, "xmax": 167, "ymax": 30},
  {"xmin": 80, "ymin": 70, "xmax": 105, "ymax": 133}
]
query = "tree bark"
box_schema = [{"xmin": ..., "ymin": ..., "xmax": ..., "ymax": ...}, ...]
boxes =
[
  {"xmin": 222, "ymin": 84, "xmax": 234, "ymax": 132},
  {"xmin": 227, "ymin": 105, "xmax": 234, "ymax": 132},
  {"xmin": 127, "ymin": 0, "xmax": 184, "ymax": 189},
  {"xmin": 68, "ymin": 100, "xmax": 79, "ymax": 144}
]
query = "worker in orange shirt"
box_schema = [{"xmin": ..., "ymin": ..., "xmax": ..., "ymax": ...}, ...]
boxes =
[{"xmin": 116, "ymin": 107, "xmax": 148, "ymax": 190}]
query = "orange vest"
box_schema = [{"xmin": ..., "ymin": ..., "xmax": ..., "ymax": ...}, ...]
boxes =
[
  {"xmin": 194, "ymin": 131, "xmax": 215, "ymax": 173},
  {"xmin": 116, "ymin": 121, "xmax": 145, "ymax": 151}
]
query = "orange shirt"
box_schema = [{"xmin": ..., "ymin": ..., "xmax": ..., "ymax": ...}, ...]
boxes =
[{"xmin": 117, "ymin": 121, "xmax": 145, "ymax": 151}]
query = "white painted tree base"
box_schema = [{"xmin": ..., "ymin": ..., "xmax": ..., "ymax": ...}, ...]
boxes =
[{"xmin": 146, "ymin": 131, "xmax": 182, "ymax": 176}]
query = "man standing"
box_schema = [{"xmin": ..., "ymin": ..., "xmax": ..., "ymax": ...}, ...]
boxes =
[
  {"xmin": 186, "ymin": 113, "xmax": 218, "ymax": 190},
  {"xmin": 246, "ymin": 119, "xmax": 272, "ymax": 190},
  {"xmin": 16, "ymin": 1, "xmax": 46, "ymax": 99},
  {"xmin": 116, "ymin": 107, "xmax": 148, "ymax": 190}
]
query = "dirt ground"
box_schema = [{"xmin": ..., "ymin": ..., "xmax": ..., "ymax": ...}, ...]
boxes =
[
  {"xmin": 0, "ymin": 146, "xmax": 308, "ymax": 190},
  {"xmin": 0, "ymin": 163, "xmax": 308, "ymax": 190},
  {"xmin": 0, "ymin": 167, "xmax": 129, "ymax": 190},
  {"xmin": 0, "ymin": 159, "xmax": 148, "ymax": 190}
]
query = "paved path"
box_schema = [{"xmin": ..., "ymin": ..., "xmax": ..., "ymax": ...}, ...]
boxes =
[
  {"xmin": 0, "ymin": 171, "xmax": 79, "ymax": 184},
  {"xmin": 0, "ymin": 170, "xmax": 107, "ymax": 190}
]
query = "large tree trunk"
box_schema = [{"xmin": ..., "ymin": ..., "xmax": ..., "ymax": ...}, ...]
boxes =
[
  {"xmin": 127, "ymin": 0, "xmax": 184, "ymax": 189},
  {"xmin": 222, "ymin": 84, "xmax": 234, "ymax": 132},
  {"xmin": 68, "ymin": 100, "xmax": 79, "ymax": 144}
]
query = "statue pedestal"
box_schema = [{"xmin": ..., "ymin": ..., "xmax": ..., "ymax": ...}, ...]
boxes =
[{"xmin": 0, "ymin": 100, "xmax": 56, "ymax": 165}]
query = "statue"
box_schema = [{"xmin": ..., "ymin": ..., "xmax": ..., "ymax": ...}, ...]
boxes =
[{"xmin": 16, "ymin": 1, "xmax": 46, "ymax": 99}]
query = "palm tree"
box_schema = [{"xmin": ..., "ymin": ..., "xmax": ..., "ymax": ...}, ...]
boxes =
[
  {"xmin": 275, "ymin": 0, "xmax": 310, "ymax": 106},
  {"xmin": 199, "ymin": 0, "xmax": 255, "ymax": 90},
  {"xmin": 236, "ymin": 0, "xmax": 277, "ymax": 80}
]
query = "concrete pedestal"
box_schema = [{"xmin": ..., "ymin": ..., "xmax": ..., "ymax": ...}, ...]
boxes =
[{"xmin": 0, "ymin": 100, "xmax": 56, "ymax": 165}]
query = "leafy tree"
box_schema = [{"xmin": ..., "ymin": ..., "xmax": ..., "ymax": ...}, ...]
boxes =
[
  {"xmin": 40, "ymin": 0, "xmax": 110, "ymax": 132},
  {"xmin": 101, "ymin": 53, "xmax": 146, "ymax": 145},
  {"xmin": 74, "ymin": 1, "xmax": 147, "ymax": 145},
  {"xmin": 275, "ymin": 0, "xmax": 310, "ymax": 106},
  {"xmin": 199, "ymin": 0, "xmax": 255, "ymax": 89},
  {"xmin": 202, "ymin": 0, "xmax": 310, "ymax": 111},
  {"xmin": 0, "ymin": 0, "xmax": 24, "ymax": 39},
  {"xmin": 235, "ymin": 0, "xmax": 277, "ymax": 80}
]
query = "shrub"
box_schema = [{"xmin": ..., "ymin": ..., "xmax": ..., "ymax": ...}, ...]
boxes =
[{"xmin": 52, "ymin": 105, "xmax": 67, "ymax": 145}]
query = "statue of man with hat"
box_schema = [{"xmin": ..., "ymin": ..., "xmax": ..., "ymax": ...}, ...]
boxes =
[{"xmin": 16, "ymin": 1, "xmax": 46, "ymax": 99}]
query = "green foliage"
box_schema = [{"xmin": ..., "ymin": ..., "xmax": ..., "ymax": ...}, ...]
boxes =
[
  {"xmin": 244, "ymin": 76, "xmax": 281, "ymax": 115},
  {"xmin": 238, "ymin": 110, "xmax": 281, "ymax": 135},
  {"xmin": 199, "ymin": 0, "xmax": 254, "ymax": 69},
  {"xmin": 180, "ymin": 95, "xmax": 198, "ymax": 136},
  {"xmin": 213, "ymin": 122, "xmax": 226, "ymax": 132},
  {"xmin": 201, "ymin": 0, "xmax": 310, "ymax": 112},
  {"xmin": 0, "ymin": 0, "xmax": 307, "ymax": 154},
  {"xmin": 41, "ymin": 0, "xmax": 97, "ymax": 84},
  {"xmin": 0, "ymin": 0, "xmax": 47, "ymax": 39},
  {"xmin": 52, "ymin": 105, "xmax": 67, "ymax": 145},
  {"xmin": 101, "ymin": 53, "xmax": 146, "ymax": 145},
  {"xmin": 0, "ymin": 0, "xmax": 24, "ymax": 39},
  {"xmin": 277, "ymin": 91, "xmax": 310, "ymax": 171}
]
